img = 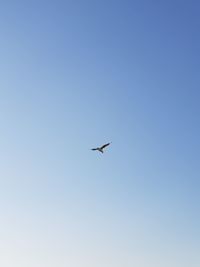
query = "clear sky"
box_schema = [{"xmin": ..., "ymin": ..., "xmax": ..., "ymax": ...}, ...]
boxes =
[{"xmin": 0, "ymin": 1, "xmax": 199, "ymax": 266}]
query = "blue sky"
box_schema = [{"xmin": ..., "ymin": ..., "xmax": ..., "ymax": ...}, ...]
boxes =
[{"xmin": 0, "ymin": 1, "xmax": 199, "ymax": 266}]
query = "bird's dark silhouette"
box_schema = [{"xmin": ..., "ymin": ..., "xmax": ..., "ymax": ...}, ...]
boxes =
[{"xmin": 91, "ymin": 142, "xmax": 112, "ymax": 153}]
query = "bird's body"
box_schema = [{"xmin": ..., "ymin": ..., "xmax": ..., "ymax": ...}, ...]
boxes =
[{"xmin": 91, "ymin": 142, "xmax": 111, "ymax": 153}]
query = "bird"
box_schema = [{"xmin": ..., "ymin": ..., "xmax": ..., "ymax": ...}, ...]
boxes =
[{"xmin": 91, "ymin": 142, "xmax": 112, "ymax": 153}]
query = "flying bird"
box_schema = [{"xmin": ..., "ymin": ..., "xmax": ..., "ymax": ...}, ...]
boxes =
[{"xmin": 91, "ymin": 142, "xmax": 112, "ymax": 153}]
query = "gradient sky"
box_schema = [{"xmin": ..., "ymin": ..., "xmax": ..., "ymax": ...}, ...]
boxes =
[{"xmin": 0, "ymin": 1, "xmax": 199, "ymax": 266}]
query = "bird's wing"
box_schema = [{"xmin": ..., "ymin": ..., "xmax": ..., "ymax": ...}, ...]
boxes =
[
  {"xmin": 91, "ymin": 148, "xmax": 98, "ymax": 151},
  {"xmin": 100, "ymin": 143, "xmax": 111, "ymax": 149}
]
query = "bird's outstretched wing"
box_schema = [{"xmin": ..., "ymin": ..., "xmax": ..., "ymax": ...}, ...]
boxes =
[
  {"xmin": 91, "ymin": 148, "xmax": 98, "ymax": 151},
  {"xmin": 100, "ymin": 142, "xmax": 111, "ymax": 149}
]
